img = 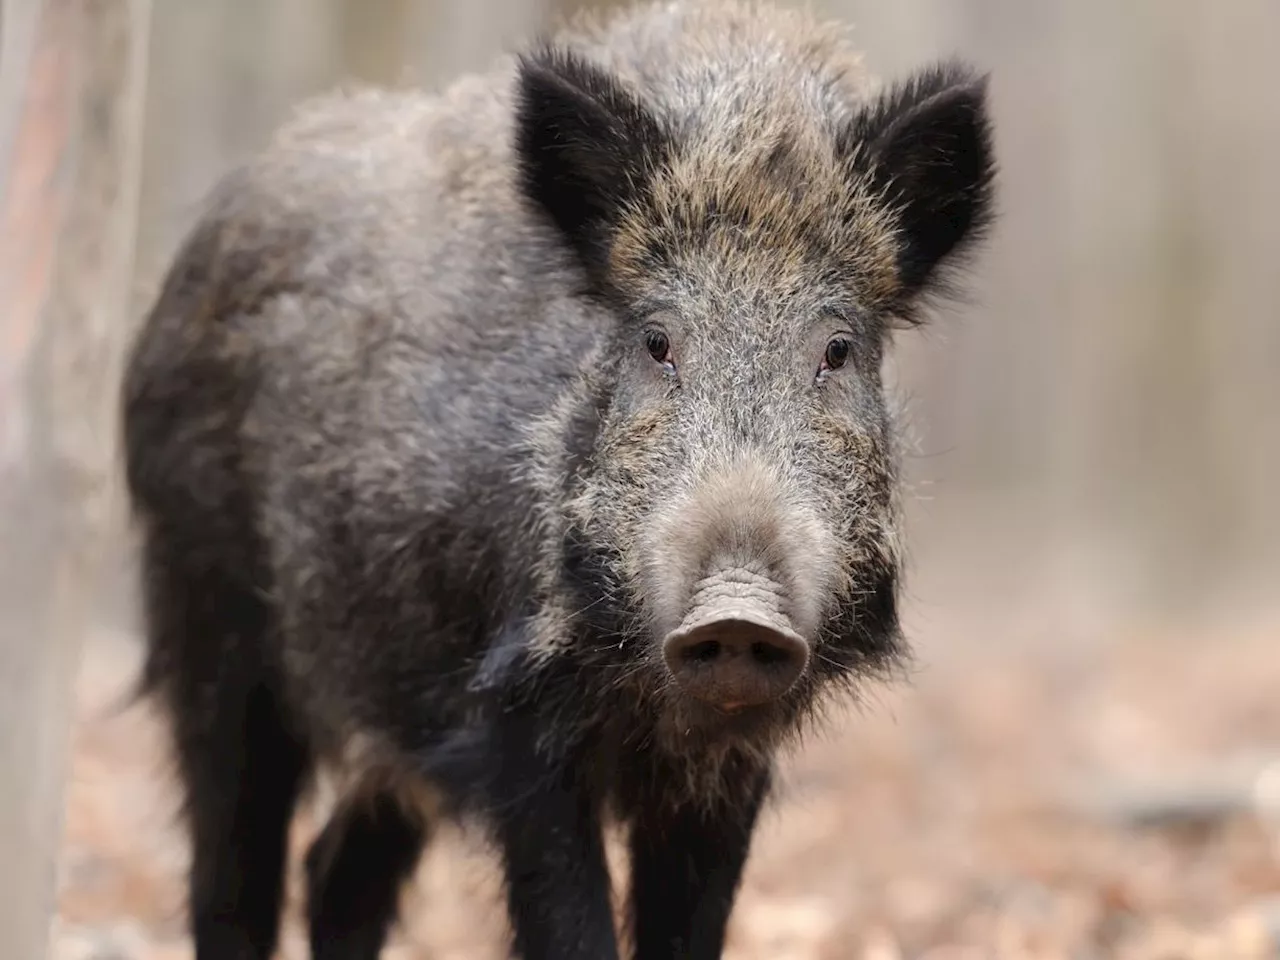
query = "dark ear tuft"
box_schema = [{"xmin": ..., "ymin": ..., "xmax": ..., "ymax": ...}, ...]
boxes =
[
  {"xmin": 843, "ymin": 60, "xmax": 997, "ymax": 302},
  {"xmin": 514, "ymin": 47, "xmax": 670, "ymax": 278}
]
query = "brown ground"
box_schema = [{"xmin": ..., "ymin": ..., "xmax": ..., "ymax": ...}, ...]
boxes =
[{"xmin": 51, "ymin": 597, "xmax": 1280, "ymax": 960}]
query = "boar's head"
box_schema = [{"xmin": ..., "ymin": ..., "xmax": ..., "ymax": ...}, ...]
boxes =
[{"xmin": 514, "ymin": 39, "xmax": 995, "ymax": 750}]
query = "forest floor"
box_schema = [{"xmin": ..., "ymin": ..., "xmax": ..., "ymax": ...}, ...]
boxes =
[{"xmin": 51, "ymin": 593, "xmax": 1280, "ymax": 960}]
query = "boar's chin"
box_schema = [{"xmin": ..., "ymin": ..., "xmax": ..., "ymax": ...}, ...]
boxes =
[{"xmin": 651, "ymin": 684, "xmax": 811, "ymax": 755}]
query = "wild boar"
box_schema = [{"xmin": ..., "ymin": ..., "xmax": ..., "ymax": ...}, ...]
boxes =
[{"xmin": 120, "ymin": 1, "xmax": 996, "ymax": 957}]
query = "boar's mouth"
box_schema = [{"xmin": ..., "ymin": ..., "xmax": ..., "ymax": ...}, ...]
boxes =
[{"xmin": 661, "ymin": 567, "xmax": 810, "ymax": 712}]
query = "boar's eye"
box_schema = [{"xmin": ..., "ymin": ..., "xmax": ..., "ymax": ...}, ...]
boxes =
[
  {"xmin": 821, "ymin": 336, "xmax": 852, "ymax": 373},
  {"xmin": 644, "ymin": 329, "xmax": 674, "ymax": 368}
]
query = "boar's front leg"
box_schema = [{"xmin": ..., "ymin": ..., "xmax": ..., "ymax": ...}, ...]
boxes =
[
  {"xmin": 628, "ymin": 764, "xmax": 770, "ymax": 960},
  {"xmin": 304, "ymin": 791, "xmax": 429, "ymax": 960},
  {"xmin": 489, "ymin": 712, "xmax": 619, "ymax": 960}
]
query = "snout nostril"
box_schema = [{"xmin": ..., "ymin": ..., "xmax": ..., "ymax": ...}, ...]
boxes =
[
  {"xmin": 750, "ymin": 639, "xmax": 793, "ymax": 667},
  {"xmin": 682, "ymin": 639, "xmax": 721, "ymax": 664}
]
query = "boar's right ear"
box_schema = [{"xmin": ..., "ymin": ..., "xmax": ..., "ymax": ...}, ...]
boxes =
[{"xmin": 514, "ymin": 47, "xmax": 669, "ymax": 279}]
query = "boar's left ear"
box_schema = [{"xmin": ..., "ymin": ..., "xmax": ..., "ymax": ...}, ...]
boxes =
[
  {"xmin": 842, "ymin": 60, "xmax": 997, "ymax": 304},
  {"xmin": 514, "ymin": 46, "xmax": 670, "ymax": 280}
]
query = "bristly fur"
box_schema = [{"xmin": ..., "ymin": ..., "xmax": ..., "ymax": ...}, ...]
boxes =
[{"xmin": 120, "ymin": 1, "xmax": 996, "ymax": 957}]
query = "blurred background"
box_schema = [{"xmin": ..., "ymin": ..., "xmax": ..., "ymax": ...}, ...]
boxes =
[{"xmin": 3, "ymin": 0, "xmax": 1278, "ymax": 958}]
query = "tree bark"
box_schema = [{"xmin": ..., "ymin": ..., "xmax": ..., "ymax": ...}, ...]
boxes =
[{"xmin": 0, "ymin": 0, "xmax": 151, "ymax": 956}]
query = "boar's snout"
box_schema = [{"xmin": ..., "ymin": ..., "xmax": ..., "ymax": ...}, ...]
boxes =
[
  {"xmin": 662, "ymin": 616, "xmax": 809, "ymax": 710},
  {"xmin": 643, "ymin": 456, "xmax": 840, "ymax": 713},
  {"xmin": 661, "ymin": 568, "xmax": 810, "ymax": 711}
]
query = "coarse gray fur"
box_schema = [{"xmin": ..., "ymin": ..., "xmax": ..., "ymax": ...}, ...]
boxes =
[{"xmin": 120, "ymin": 1, "xmax": 997, "ymax": 957}]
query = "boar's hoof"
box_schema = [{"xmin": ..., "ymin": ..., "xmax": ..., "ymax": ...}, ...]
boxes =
[{"xmin": 662, "ymin": 611, "xmax": 809, "ymax": 710}]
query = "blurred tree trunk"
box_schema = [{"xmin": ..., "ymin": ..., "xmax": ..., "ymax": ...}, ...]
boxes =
[
  {"xmin": 1050, "ymin": 0, "xmax": 1226, "ymax": 606},
  {"xmin": 0, "ymin": 0, "xmax": 151, "ymax": 956},
  {"xmin": 1181, "ymin": 0, "xmax": 1280, "ymax": 586},
  {"xmin": 132, "ymin": 0, "xmax": 340, "ymax": 320},
  {"xmin": 338, "ymin": 0, "xmax": 414, "ymax": 85},
  {"xmin": 406, "ymin": 0, "xmax": 552, "ymax": 91}
]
